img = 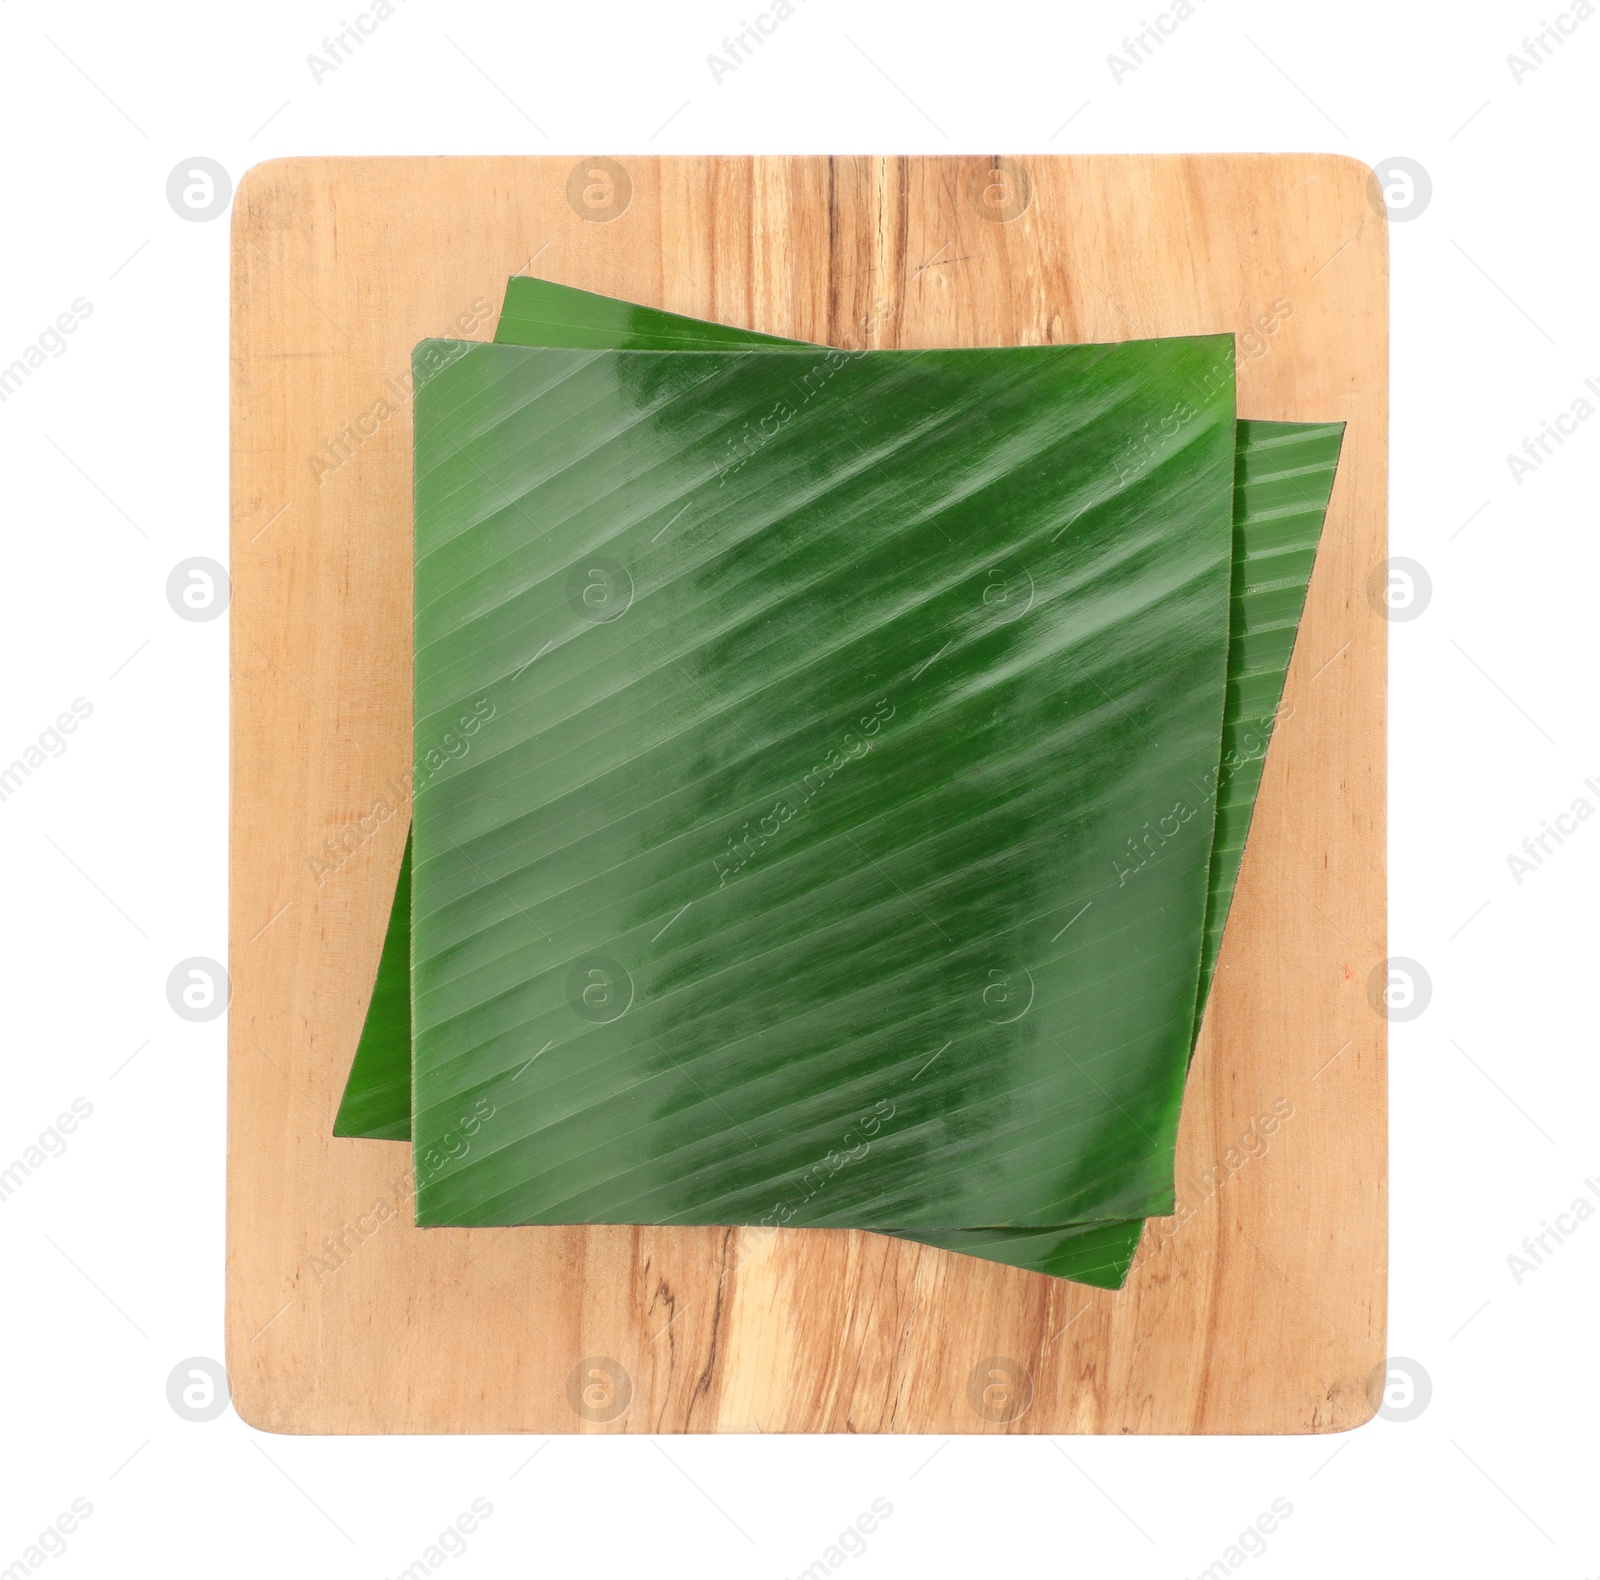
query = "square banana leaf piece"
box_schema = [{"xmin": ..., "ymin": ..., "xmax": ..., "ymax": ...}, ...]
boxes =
[{"xmin": 407, "ymin": 333, "xmax": 1239, "ymax": 1232}]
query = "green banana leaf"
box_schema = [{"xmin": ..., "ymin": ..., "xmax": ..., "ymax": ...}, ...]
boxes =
[
  {"xmin": 333, "ymin": 281, "xmax": 1340, "ymax": 1287},
  {"xmin": 407, "ymin": 333, "xmax": 1238, "ymax": 1236},
  {"xmin": 332, "ymin": 829, "xmax": 412, "ymax": 1139},
  {"xmin": 334, "ymin": 284, "xmax": 813, "ymax": 1142},
  {"xmin": 496, "ymin": 274, "xmax": 803, "ymax": 352},
  {"xmin": 1193, "ymin": 419, "xmax": 1343, "ymax": 1024},
  {"xmin": 888, "ymin": 1218, "xmax": 1148, "ymax": 1287},
  {"xmin": 892, "ymin": 417, "xmax": 1341, "ymax": 1279},
  {"xmin": 337, "ymin": 418, "xmax": 1340, "ymax": 1148}
]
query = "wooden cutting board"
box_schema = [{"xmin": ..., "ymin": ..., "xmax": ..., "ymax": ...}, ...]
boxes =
[{"xmin": 227, "ymin": 154, "xmax": 1386, "ymax": 1435}]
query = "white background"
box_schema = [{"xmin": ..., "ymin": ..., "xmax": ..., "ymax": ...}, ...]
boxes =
[{"xmin": 1, "ymin": 0, "xmax": 1594, "ymax": 1574}]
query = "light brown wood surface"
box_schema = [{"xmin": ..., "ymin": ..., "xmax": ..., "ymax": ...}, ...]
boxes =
[{"xmin": 227, "ymin": 155, "xmax": 1387, "ymax": 1435}]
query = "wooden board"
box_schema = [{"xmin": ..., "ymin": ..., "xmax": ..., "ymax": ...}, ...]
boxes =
[{"xmin": 227, "ymin": 155, "xmax": 1386, "ymax": 1435}]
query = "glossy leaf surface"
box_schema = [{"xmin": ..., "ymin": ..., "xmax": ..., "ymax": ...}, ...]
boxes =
[
  {"xmin": 408, "ymin": 334, "xmax": 1236, "ymax": 1232},
  {"xmin": 332, "ymin": 829, "xmax": 412, "ymax": 1140},
  {"xmin": 897, "ymin": 418, "xmax": 1342, "ymax": 1277},
  {"xmin": 498, "ymin": 274, "xmax": 804, "ymax": 352},
  {"xmin": 331, "ymin": 282, "xmax": 1339, "ymax": 1286},
  {"xmin": 1191, "ymin": 419, "xmax": 1344, "ymax": 1026}
]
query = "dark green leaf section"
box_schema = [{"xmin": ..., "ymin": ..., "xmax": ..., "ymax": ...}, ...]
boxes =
[
  {"xmin": 409, "ymin": 334, "xmax": 1237, "ymax": 1234},
  {"xmin": 332, "ymin": 831, "xmax": 412, "ymax": 1140}
]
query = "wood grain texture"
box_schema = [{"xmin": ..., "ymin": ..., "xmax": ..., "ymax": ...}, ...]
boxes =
[{"xmin": 227, "ymin": 155, "xmax": 1387, "ymax": 1435}]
